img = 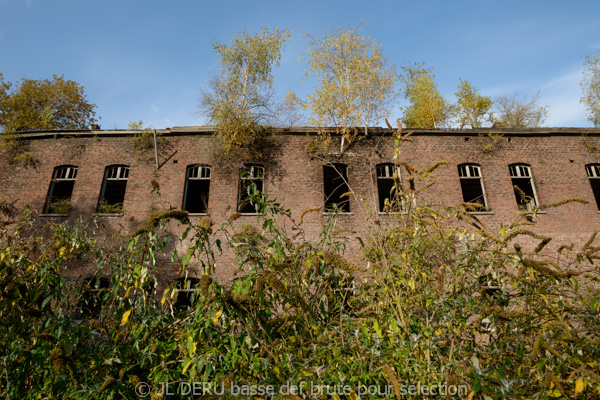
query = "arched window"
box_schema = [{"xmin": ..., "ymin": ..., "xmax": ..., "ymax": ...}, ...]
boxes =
[
  {"xmin": 44, "ymin": 165, "xmax": 78, "ymax": 214},
  {"xmin": 238, "ymin": 164, "xmax": 264, "ymax": 214},
  {"xmin": 98, "ymin": 165, "xmax": 129, "ymax": 214},
  {"xmin": 175, "ymin": 277, "xmax": 201, "ymax": 309},
  {"xmin": 183, "ymin": 164, "xmax": 211, "ymax": 214},
  {"xmin": 586, "ymin": 164, "xmax": 600, "ymax": 210},
  {"xmin": 77, "ymin": 277, "xmax": 109, "ymax": 319},
  {"xmin": 376, "ymin": 163, "xmax": 402, "ymax": 212},
  {"xmin": 458, "ymin": 163, "xmax": 488, "ymax": 210},
  {"xmin": 509, "ymin": 164, "xmax": 538, "ymax": 211},
  {"xmin": 323, "ymin": 163, "xmax": 350, "ymax": 212}
]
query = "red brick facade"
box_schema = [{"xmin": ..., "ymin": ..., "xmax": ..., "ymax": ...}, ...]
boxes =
[{"xmin": 2, "ymin": 127, "xmax": 600, "ymax": 283}]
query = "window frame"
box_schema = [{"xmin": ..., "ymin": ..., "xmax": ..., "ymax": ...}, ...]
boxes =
[
  {"xmin": 323, "ymin": 163, "xmax": 351, "ymax": 213},
  {"xmin": 586, "ymin": 164, "xmax": 600, "ymax": 211},
  {"xmin": 457, "ymin": 163, "xmax": 489, "ymax": 211},
  {"xmin": 238, "ymin": 164, "xmax": 264, "ymax": 214},
  {"xmin": 175, "ymin": 277, "xmax": 201, "ymax": 309},
  {"xmin": 509, "ymin": 163, "xmax": 539, "ymax": 211},
  {"xmin": 97, "ymin": 165, "xmax": 130, "ymax": 214},
  {"xmin": 76, "ymin": 277, "xmax": 109, "ymax": 319},
  {"xmin": 44, "ymin": 165, "xmax": 78, "ymax": 215},
  {"xmin": 376, "ymin": 163, "xmax": 403, "ymax": 213},
  {"xmin": 182, "ymin": 164, "xmax": 211, "ymax": 215}
]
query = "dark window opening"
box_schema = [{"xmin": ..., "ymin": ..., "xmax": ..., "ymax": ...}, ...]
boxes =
[
  {"xmin": 509, "ymin": 164, "xmax": 538, "ymax": 211},
  {"xmin": 323, "ymin": 163, "xmax": 350, "ymax": 212},
  {"xmin": 44, "ymin": 166, "xmax": 77, "ymax": 214},
  {"xmin": 175, "ymin": 277, "xmax": 201, "ymax": 309},
  {"xmin": 458, "ymin": 164, "xmax": 487, "ymax": 210},
  {"xmin": 238, "ymin": 164, "xmax": 264, "ymax": 214},
  {"xmin": 77, "ymin": 277, "xmax": 109, "ymax": 319},
  {"xmin": 376, "ymin": 164, "xmax": 400, "ymax": 212},
  {"xmin": 586, "ymin": 164, "xmax": 600, "ymax": 210},
  {"xmin": 183, "ymin": 165, "xmax": 211, "ymax": 214},
  {"xmin": 98, "ymin": 165, "xmax": 129, "ymax": 213}
]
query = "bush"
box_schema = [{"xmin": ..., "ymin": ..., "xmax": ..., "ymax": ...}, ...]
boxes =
[
  {"xmin": 47, "ymin": 197, "xmax": 71, "ymax": 214},
  {"xmin": 97, "ymin": 199, "xmax": 123, "ymax": 214},
  {"xmin": 0, "ymin": 133, "xmax": 599, "ymax": 398}
]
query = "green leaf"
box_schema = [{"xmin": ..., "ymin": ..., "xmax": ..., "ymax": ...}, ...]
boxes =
[{"xmin": 182, "ymin": 253, "xmax": 192, "ymax": 268}]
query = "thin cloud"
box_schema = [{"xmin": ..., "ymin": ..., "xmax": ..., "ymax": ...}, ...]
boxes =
[{"xmin": 540, "ymin": 67, "xmax": 589, "ymax": 127}]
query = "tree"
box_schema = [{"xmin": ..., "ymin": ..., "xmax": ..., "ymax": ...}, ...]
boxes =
[
  {"xmin": 494, "ymin": 92, "xmax": 548, "ymax": 128},
  {"xmin": 0, "ymin": 74, "xmax": 98, "ymax": 133},
  {"xmin": 454, "ymin": 79, "xmax": 493, "ymax": 128},
  {"xmin": 401, "ymin": 63, "xmax": 452, "ymax": 129},
  {"xmin": 200, "ymin": 28, "xmax": 291, "ymax": 151},
  {"xmin": 581, "ymin": 51, "xmax": 600, "ymax": 127},
  {"xmin": 302, "ymin": 24, "xmax": 399, "ymax": 143},
  {"xmin": 276, "ymin": 90, "xmax": 307, "ymax": 128}
]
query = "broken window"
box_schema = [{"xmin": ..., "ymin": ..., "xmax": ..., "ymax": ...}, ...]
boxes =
[
  {"xmin": 98, "ymin": 165, "xmax": 129, "ymax": 214},
  {"xmin": 376, "ymin": 163, "xmax": 402, "ymax": 212},
  {"xmin": 175, "ymin": 277, "xmax": 200, "ymax": 309},
  {"xmin": 44, "ymin": 165, "xmax": 77, "ymax": 214},
  {"xmin": 586, "ymin": 164, "xmax": 600, "ymax": 210},
  {"xmin": 509, "ymin": 164, "xmax": 538, "ymax": 211},
  {"xmin": 183, "ymin": 164, "xmax": 211, "ymax": 214},
  {"xmin": 77, "ymin": 277, "xmax": 109, "ymax": 319},
  {"xmin": 458, "ymin": 163, "xmax": 488, "ymax": 210},
  {"xmin": 238, "ymin": 164, "xmax": 264, "ymax": 214},
  {"xmin": 323, "ymin": 163, "xmax": 350, "ymax": 212}
]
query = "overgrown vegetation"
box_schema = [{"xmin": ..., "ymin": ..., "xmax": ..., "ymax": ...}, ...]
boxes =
[
  {"xmin": 46, "ymin": 197, "xmax": 71, "ymax": 215},
  {"xmin": 128, "ymin": 120, "xmax": 163, "ymax": 158},
  {"xmin": 303, "ymin": 23, "xmax": 399, "ymax": 150},
  {"xmin": 200, "ymin": 28, "xmax": 291, "ymax": 153},
  {"xmin": 493, "ymin": 92, "xmax": 548, "ymax": 128},
  {"xmin": 1, "ymin": 126, "xmax": 599, "ymax": 399},
  {"xmin": 97, "ymin": 199, "xmax": 123, "ymax": 214},
  {"xmin": 479, "ymin": 132, "xmax": 505, "ymax": 154},
  {"xmin": 400, "ymin": 63, "xmax": 453, "ymax": 129},
  {"xmin": 581, "ymin": 51, "xmax": 600, "ymax": 127}
]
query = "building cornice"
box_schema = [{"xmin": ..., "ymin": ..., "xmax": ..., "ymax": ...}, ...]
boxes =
[{"xmin": 9, "ymin": 126, "xmax": 600, "ymax": 140}]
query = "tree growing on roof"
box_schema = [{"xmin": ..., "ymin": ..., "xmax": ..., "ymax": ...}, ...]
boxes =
[
  {"xmin": 581, "ymin": 51, "xmax": 600, "ymax": 127},
  {"xmin": 200, "ymin": 27, "xmax": 291, "ymax": 152},
  {"xmin": 400, "ymin": 62, "xmax": 453, "ymax": 129},
  {"xmin": 493, "ymin": 92, "xmax": 548, "ymax": 128},
  {"xmin": 454, "ymin": 79, "xmax": 494, "ymax": 128},
  {"xmin": 302, "ymin": 23, "xmax": 399, "ymax": 150}
]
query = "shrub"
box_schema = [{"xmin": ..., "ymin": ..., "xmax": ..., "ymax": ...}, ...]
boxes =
[{"xmin": 0, "ymin": 133, "xmax": 599, "ymax": 398}]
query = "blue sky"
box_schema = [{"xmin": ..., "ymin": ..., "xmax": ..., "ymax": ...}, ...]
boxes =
[{"xmin": 1, "ymin": 0, "xmax": 599, "ymax": 129}]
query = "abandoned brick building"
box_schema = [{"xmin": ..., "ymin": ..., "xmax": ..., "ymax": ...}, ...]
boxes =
[{"xmin": 1, "ymin": 126, "xmax": 600, "ymax": 286}]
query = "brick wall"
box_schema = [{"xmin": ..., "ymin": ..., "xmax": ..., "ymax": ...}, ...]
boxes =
[{"xmin": 2, "ymin": 127, "xmax": 600, "ymax": 284}]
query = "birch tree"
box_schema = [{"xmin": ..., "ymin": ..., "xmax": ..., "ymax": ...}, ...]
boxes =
[
  {"xmin": 303, "ymin": 24, "xmax": 399, "ymax": 149},
  {"xmin": 200, "ymin": 28, "xmax": 291, "ymax": 151},
  {"xmin": 581, "ymin": 51, "xmax": 600, "ymax": 127},
  {"xmin": 454, "ymin": 79, "xmax": 493, "ymax": 128},
  {"xmin": 401, "ymin": 63, "xmax": 452, "ymax": 129}
]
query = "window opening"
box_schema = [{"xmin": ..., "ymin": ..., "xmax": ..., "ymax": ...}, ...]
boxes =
[
  {"xmin": 77, "ymin": 277, "xmax": 109, "ymax": 318},
  {"xmin": 183, "ymin": 165, "xmax": 211, "ymax": 214},
  {"xmin": 586, "ymin": 164, "xmax": 600, "ymax": 210},
  {"xmin": 509, "ymin": 164, "xmax": 538, "ymax": 211},
  {"xmin": 376, "ymin": 163, "xmax": 402, "ymax": 212},
  {"xmin": 44, "ymin": 166, "xmax": 77, "ymax": 214},
  {"xmin": 98, "ymin": 165, "xmax": 129, "ymax": 213},
  {"xmin": 175, "ymin": 277, "xmax": 201, "ymax": 309},
  {"xmin": 458, "ymin": 164, "xmax": 488, "ymax": 210},
  {"xmin": 323, "ymin": 163, "xmax": 350, "ymax": 212},
  {"xmin": 238, "ymin": 164, "xmax": 264, "ymax": 214}
]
